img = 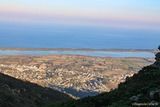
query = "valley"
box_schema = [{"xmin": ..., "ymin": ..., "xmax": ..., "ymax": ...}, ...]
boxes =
[{"xmin": 0, "ymin": 55, "xmax": 154, "ymax": 98}]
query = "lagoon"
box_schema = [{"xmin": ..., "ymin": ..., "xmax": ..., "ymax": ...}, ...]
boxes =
[{"xmin": 0, "ymin": 50, "xmax": 155, "ymax": 58}]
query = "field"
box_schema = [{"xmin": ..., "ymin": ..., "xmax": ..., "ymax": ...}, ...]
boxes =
[{"xmin": 0, "ymin": 55, "xmax": 154, "ymax": 98}]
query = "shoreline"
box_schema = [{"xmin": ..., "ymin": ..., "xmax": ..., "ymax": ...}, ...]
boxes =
[
  {"xmin": 0, "ymin": 47, "xmax": 156, "ymax": 52},
  {"xmin": 0, "ymin": 49, "xmax": 155, "ymax": 58},
  {"xmin": 0, "ymin": 54, "xmax": 155, "ymax": 60}
]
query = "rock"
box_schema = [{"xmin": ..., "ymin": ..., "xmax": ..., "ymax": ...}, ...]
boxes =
[
  {"xmin": 150, "ymin": 100, "xmax": 159, "ymax": 106},
  {"xmin": 154, "ymin": 46, "xmax": 160, "ymax": 67},
  {"xmin": 155, "ymin": 53, "xmax": 160, "ymax": 61},
  {"xmin": 129, "ymin": 94, "xmax": 143, "ymax": 102},
  {"xmin": 130, "ymin": 96, "xmax": 139, "ymax": 102},
  {"xmin": 149, "ymin": 90, "xmax": 160, "ymax": 101}
]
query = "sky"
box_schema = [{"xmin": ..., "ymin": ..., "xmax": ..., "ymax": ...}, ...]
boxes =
[
  {"xmin": 0, "ymin": 0, "xmax": 160, "ymax": 29},
  {"xmin": 0, "ymin": 0, "xmax": 160, "ymax": 49}
]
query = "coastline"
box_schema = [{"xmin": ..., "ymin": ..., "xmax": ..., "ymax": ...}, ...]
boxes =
[
  {"xmin": 0, "ymin": 55, "xmax": 154, "ymax": 98},
  {"xmin": 0, "ymin": 49, "xmax": 155, "ymax": 58},
  {"xmin": 0, "ymin": 47, "xmax": 156, "ymax": 52}
]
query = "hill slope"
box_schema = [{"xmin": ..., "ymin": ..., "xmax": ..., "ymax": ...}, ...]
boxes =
[
  {"xmin": 49, "ymin": 48, "xmax": 160, "ymax": 107},
  {"xmin": 0, "ymin": 73, "xmax": 72, "ymax": 107}
]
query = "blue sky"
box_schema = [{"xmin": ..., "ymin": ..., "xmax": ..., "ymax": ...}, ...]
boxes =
[
  {"xmin": 0, "ymin": 0, "xmax": 160, "ymax": 49},
  {"xmin": 0, "ymin": 0, "xmax": 160, "ymax": 29}
]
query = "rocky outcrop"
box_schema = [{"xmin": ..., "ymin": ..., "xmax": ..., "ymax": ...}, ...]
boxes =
[
  {"xmin": 149, "ymin": 89, "xmax": 160, "ymax": 101},
  {"xmin": 153, "ymin": 46, "xmax": 160, "ymax": 68}
]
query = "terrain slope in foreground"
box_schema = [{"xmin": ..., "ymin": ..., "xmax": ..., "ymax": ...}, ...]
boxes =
[
  {"xmin": 0, "ymin": 73, "xmax": 72, "ymax": 107},
  {"xmin": 49, "ymin": 49, "xmax": 160, "ymax": 107}
]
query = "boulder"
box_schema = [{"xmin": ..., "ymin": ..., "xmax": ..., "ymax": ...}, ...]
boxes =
[{"xmin": 149, "ymin": 89, "xmax": 160, "ymax": 101}]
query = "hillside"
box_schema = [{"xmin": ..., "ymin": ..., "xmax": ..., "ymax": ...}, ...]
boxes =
[
  {"xmin": 49, "ymin": 47, "xmax": 160, "ymax": 107},
  {"xmin": 0, "ymin": 73, "xmax": 72, "ymax": 107}
]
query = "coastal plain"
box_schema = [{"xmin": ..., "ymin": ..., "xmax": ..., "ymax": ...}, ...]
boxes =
[{"xmin": 0, "ymin": 55, "xmax": 154, "ymax": 98}]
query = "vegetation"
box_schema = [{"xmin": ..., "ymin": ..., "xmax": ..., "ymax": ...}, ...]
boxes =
[
  {"xmin": 0, "ymin": 47, "xmax": 159, "ymax": 107},
  {"xmin": 47, "ymin": 47, "xmax": 160, "ymax": 107},
  {"xmin": 0, "ymin": 56, "xmax": 150, "ymax": 98},
  {"xmin": 0, "ymin": 73, "xmax": 72, "ymax": 107}
]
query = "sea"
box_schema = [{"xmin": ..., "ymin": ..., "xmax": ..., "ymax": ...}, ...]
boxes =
[{"xmin": 0, "ymin": 22, "xmax": 159, "ymax": 57}]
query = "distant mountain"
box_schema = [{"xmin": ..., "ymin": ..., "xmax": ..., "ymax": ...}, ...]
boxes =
[
  {"xmin": 49, "ymin": 46, "xmax": 160, "ymax": 107},
  {"xmin": 0, "ymin": 73, "xmax": 72, "ymax": 107}
]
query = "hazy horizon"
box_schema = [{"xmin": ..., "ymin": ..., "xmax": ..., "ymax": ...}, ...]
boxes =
[{"xmin": 0, "ymin": 0, "xmax": 160, "ymax": 49}]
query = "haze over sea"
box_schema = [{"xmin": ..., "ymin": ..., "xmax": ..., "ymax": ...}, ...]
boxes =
[{"xmin": 0, "ymin": 0, "xmax": 160, "ymax": 49}]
